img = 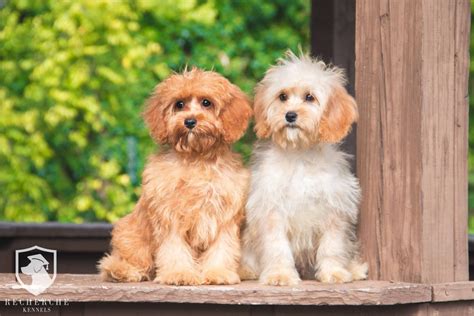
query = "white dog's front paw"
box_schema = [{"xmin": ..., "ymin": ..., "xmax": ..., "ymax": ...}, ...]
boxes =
[
  {"xmin": 349, "ymin": 261, "xmax": 368, "ymax": 281},
  {"xmin": 317, "ymin": 266, "xmax": 353, "ymax": 284},
  {"xmin": 260, "ymin": 267, "xmax": 301, "ymax": 286}
]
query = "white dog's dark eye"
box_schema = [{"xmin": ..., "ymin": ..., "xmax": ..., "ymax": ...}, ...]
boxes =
[
  {"xmin": 175, "ymin": 101, "xmax": 184, "ymax": 109},
  {"xmin": 202, "ymin": 99, "xmax": 212, "ymax": 107},
  {"xmin": 305, "ymin": 94, "xmax": 315, "ymax": 102},
  {"xmin": 279, "ymin": 93, "xmax": 288, "ymax": 102}
]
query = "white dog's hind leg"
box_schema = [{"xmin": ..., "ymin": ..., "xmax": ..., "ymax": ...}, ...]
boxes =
[{"xmin": 258, "ymin": 212, "xmax": 300, "ymax": 286}]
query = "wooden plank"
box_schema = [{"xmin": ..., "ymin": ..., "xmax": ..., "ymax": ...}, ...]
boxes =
[
  {"xmin": 420, "ymin": 0, "xmax": 470, "ymax": 284},
  {"xmin": 432, "ymin": 282, "xmax": 474, "ymax": 302},
  {"xmin": 0, "ymin": 222, "xmax": 112, "ymax": 238},
  {"xmin": 453, "ymin": 0, "xmax": 471, "ymax": 283},
  {"xmin": 0, "ymin": 274, "xmax": 432, "ymax": 306},
  {"xmin": 356, "ymin": 0, "xmax": 470, "ymax": 283},
  {"xmin": 420, "ymin": 0, "xmax": 455, "ymax": 284},
  {"xmin": 275, "ymin": 304, "xmax": 425, "ymax": 316},
  {"xmin": 422, "ymin": 301, "xmax": 474, "ymax": 316},
  {"xmin": 356, "ymin": 0, "xmax": 423, "ymax": 283},
  {"xmin": 82, "ymin": 303, "xmax": 258, "ymax": 316},
  {"xmin": 354, "ymin": 0, "xmax": 380, "ymax": 278}
]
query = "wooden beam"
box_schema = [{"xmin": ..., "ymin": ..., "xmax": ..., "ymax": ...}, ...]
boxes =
[
  {"xmin": 2, "ymin": 273, "xmax": 474, "ymax": 314},
  {"xmin": 356, "ymin": 0, "xmax": 470, "ymax": 283},
  {"xmin": 432, "ymin": 282, "xmax": 474, "ymax": 302},
  {"xmin": 419, "ymin": 301, "xmax": 474, "ymax": 316}
]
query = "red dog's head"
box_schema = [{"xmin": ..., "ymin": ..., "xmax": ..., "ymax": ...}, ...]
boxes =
[{"xmin": 144, "ymin": 68, "xmax": 252, "ymax": 154}]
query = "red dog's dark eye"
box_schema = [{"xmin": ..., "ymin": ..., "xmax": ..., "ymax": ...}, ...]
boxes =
[
  {"xmin": 175, "ymin": 100, "xmax": 184, "ymax": 109},
  {"xmin": 202, "ymin": 99, "xmax": 212, "ymax": 107},
  {"xmin": 279, "ymin": 93, "xmax": 288, "ymax": 102},
  {"xmin": 305, "ymin": 94, "xmax": 315, "ymax": 102}
]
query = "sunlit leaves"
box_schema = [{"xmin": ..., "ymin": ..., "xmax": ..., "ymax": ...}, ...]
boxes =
[{"xmin": 0, "ymin": 0, "xmax": 309, "ymax": 223}]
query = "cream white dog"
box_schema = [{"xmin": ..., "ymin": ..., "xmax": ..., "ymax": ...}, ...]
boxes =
[{"xmin": 239, "ymin": 52, "xmax": 368, "ymax": 285}]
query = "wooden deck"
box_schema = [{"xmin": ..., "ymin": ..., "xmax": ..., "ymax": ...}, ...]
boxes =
[
  {"xmin": 0, "ymin": 274, "xmax": 432, "ymax": 306},
  {"xmin": 1, "ymin": 274, "xmax": 474, "ymax": 315}
]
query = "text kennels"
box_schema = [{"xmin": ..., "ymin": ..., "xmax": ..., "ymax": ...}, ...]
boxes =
[{"xmin": 4, "ymin": 299, "xmax": 69, "ymax": 313}]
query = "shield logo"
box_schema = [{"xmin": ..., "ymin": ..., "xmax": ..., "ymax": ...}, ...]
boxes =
[{"xmin": 15, "ymin": 245, "xmax": 57, "ymax": 296}]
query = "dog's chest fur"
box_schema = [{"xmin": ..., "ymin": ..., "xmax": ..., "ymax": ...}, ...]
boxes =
[
  {"xmin": 248, "ymin": 142, "xmax": 360, "ymax": 250},
  {"xmin": 143, "ymin": 151, "xmax": 247, "ymax": 250}
]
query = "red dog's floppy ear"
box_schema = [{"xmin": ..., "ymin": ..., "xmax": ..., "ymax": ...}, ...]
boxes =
[
  {"xmin": 318, "ymin": 86, "xmax": 358, "ymax": 143},
  {"xmin": 143, "ymin": 83, "xmax": 169, "ymax": 144},
  {"xmin": 253, "ymin": 84, "xmax": 272, "ymax": 139},
  {"xmin": 221, "ymin": 84, "xmax": 253, "ymax": 143}
]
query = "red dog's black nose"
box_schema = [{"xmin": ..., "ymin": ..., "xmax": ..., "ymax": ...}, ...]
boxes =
[
  {"xmin": 285, "ymin": 111, "xmax": 298, "ymax": 123},
  {"xmin": 184, "ymin": 118, "xmax": 196, "ymax": 129}
]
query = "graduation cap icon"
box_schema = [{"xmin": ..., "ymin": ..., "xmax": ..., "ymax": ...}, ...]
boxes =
[{"xmin": 26, "ymin": 254, "xmax": 50, "ymax": 271}]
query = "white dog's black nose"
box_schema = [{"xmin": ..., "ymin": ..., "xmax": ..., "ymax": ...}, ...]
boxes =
[
  {"xmin": 184, "ymin": 118, "xmax": 196, "ymax": 129},
  {"xmin": 285, "ymin": 111, "xmax": 298, "ymax": 123}
]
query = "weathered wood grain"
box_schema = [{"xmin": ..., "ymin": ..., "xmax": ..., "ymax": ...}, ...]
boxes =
[
  {"xmin": 2, "ymin": 274, "xmax": 474, "ymax": 314},
  {"xmin": 419, "ymin": 301, "xmax": 474, "ymax": 316},
  {"xmin": 356, "ymin": 0, "xmax": 470, "ymax": 283},
  {"xmin": 453, "ymin": 0, "xmax": 471, "ymax": 283},
  {"xmin": 420, "ymin": 0, "xmax": 470, "ymax": 284},
  {"xmin": 0, "ymin": 222, "xmax": 112, "ymax": 238},
  {"xmin": 0, "ymin": 274, "xmax": 432, "ymax": 306},
  {"xmin": 432, "ymin": 282, "xmax": 474, "ymax": 302}
]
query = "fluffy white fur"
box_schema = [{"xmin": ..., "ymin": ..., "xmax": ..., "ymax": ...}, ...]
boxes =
[{"xmin": 239, "ymin": 52, "xmax": 368, "ymax": 285}]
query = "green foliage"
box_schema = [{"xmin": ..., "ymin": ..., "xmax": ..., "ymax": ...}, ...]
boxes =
[{"xmin": 0, "ymin": 0, "xmax": 310, "ymax": 222}]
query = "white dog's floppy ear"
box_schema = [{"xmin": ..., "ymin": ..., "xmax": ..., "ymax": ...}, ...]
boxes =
[
  {"xmin": 253, "ymin": 84, "xmax": 272, "ymax": 139},
  {"xmin": 318, "ymin": 86, "xmax": 358, "ymax": 143}
]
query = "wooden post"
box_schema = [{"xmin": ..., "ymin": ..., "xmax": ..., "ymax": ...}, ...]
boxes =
[
  {"xmin": 311, "ymin": 0, "xmax": 357, "ymax": 172},
  {"xmin": 356, "ymin": 0, "xmax": 470, "ymax": 283}
]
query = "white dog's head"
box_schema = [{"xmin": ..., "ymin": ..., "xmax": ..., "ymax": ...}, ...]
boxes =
[{"xmin": 253, "ymin": 51, "xmax": 358, "ymax": 149}]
